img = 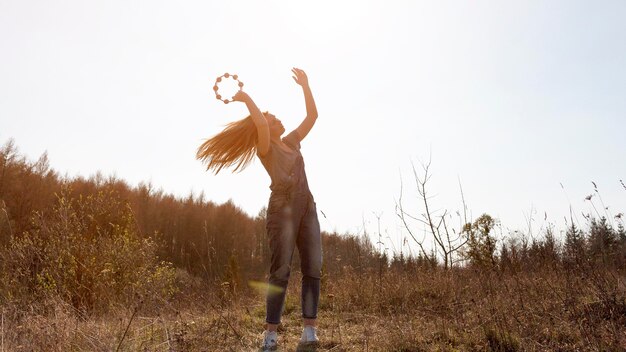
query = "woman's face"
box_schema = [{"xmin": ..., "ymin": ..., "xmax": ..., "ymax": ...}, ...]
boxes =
[{"xmin": 265, "ymin": 113, "xmax": 285, "ymax": 137}]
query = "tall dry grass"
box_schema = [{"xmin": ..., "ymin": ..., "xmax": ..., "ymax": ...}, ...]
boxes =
[{"xmin": 2, "ymin": 262, "xmax": 624, "ymax": 351}]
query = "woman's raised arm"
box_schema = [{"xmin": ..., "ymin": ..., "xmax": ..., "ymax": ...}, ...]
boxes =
[
  {"xmin": 292, "ymin": 68, "xmax": 318, "ymax": 141},
  {"xmin": 233, "ymin": 91, "xmax": 270, "ymax": 156}
]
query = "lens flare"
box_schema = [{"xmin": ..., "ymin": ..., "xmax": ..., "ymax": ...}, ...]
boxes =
[{"xmin": 248, "ymin": 280, "xmax": 284, "ymax": 295}]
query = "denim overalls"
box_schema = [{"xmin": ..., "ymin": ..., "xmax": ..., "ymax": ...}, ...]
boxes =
[{"xmin": 258, "ymin": 131, "xmax": 322, "ymax": 325}]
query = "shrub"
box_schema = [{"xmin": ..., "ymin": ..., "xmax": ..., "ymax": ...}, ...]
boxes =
[
  {"xmin": 462, "ymin": 214, "xmax": 498, "ymax": 268},
  {"xmin": 0, "ymin": 189, "xmax": 176, "ymax": 314}
]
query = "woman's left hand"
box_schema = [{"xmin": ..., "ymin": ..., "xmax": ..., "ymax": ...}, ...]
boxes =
[
  {"xmin": 292, "ymin": 67, "xmax": 309, "ymax": 88},
  {"xmin": 232, "ymin": 90, "xmax": 251, "ymax": 103}
]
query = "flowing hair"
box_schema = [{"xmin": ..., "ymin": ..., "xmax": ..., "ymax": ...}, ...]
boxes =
[{"xmin": 196, "ymin": 115, "xmax": 259, "ymax": 174}]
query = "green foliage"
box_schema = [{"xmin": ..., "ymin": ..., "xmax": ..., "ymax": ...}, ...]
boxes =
[
  {"xmin": 462, "ymin": 214, "xmax": 498, "ymax": 268},
  {"xmin": 564, "ymin": 223, "xmax": 586, "ymax": 266},
  {"xmin": 588, "ymin": 217, "xmax": 619, "ymax": 266},
  {"xmin": 1, "ymin": 190, "xmax": 176, "ymax": 313}
]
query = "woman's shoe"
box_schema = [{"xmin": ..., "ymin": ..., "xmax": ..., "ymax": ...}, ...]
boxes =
[
  {"xmin": 262, "ymin": 330, "xmax": 278, "ymax": 351},
  {"xmin": 300, "ymin": 326, "xmax": 319, "ymax": 344}
]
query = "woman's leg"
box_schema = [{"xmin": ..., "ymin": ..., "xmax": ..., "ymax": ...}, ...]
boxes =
[
  {"xmin": 297, "ymin": 199, "xmax": 322, "ymax": 324},
  {"xmin": 265, "ymin": 201, "xmax": 297, "ymax": 326}
]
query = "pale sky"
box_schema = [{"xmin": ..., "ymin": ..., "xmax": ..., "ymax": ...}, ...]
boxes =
[{"xmin": 2, "ymin": 0, "xmax": 625, "ymax": 254}]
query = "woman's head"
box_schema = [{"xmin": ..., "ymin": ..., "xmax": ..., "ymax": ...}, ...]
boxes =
[
  {"xmin": 196, "ymin": 112, "xmax": 286, "ymax": 174},
  {"xmin": 264, "ymin": 112, "xmax": 285, "ymax": 138}
]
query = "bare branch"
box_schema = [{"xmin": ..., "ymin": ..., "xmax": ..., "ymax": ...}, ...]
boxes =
[
  {"xmin": 396, "ymin": 172, "xmax": 429, "ymax": 258},
  {"xmin": 397, "ymin": 157, "xmax": 469, "ymax": 270}
]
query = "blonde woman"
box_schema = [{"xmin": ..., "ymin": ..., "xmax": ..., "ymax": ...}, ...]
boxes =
[{"xmin": 197, "ymin": 68, "xmax": 321, "ymax": 350}]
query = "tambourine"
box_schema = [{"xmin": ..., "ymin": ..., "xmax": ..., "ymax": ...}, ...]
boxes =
[{"xmin": 212, "ymin": 73, "xmax": 244, "ymax": 104}]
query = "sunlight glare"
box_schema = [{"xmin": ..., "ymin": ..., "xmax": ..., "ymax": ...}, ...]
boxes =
[
  {"xmin": 248, "ymin": 280, "xmax": 284, "ymax": 295},
  {"xmin": 270, "ymin": 0, "xmax": 370, "ymax": 37}
]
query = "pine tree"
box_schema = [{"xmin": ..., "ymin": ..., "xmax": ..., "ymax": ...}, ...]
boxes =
[
  {"xmin": 564, "ymin": 223, "xmax": 586, "ymax": 267},
  {"xmin": 588, "ymin": 217, "xmax": 618, "ymax": 267}
]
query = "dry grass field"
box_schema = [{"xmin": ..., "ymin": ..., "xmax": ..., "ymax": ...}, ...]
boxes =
[{"xmin": 2, "ymin": 265, "xmax": 625, "ymax": 351}]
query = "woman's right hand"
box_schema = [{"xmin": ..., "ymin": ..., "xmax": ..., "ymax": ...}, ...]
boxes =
[{"xmin": 233, "ymin": 90, "xmax": 250, "ymax": 103}]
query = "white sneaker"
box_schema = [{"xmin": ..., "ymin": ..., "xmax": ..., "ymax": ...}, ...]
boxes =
[
  {"xmin": 262, "ymin": 330, "xmax": 278, "ymax": 351},
  {"xmin": 262, "ymin": 330, "xmax": 278, "ymax": 350},
  {"xmin": 300, "ymin": 325, "xmax": 319, "ymax": 344}
]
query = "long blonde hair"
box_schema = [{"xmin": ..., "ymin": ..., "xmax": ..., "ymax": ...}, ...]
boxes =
[{"xmin": 196, "ymin": 115, "xmax": 258, "ymax": 174}]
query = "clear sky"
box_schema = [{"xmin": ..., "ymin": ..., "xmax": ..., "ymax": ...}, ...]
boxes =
[{"xmin": 2, "ymin": 0, "xmax": 625, "ymax": 254}]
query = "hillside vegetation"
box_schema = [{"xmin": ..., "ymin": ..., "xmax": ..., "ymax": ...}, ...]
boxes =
[{"xmin": 1, "ymin": 139, "xmax": 625, "ymax": 351}]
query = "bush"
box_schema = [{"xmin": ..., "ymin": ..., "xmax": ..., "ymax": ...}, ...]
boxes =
[
  {"xmin": 462, "ymin": 214, "xmax": 498, "ymax": 268},
  {"xmin": 0, "ymin": 189, "xmax": 176, "ymax": 314}
]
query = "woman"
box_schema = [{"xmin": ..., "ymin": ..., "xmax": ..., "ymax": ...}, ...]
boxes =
[{"xmin": 197, "ymin": 68, "xmax": 322, "ymax": 350}]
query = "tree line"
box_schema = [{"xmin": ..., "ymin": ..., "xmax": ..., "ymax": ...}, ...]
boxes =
[
  {"xmin": 0, "ymin": 139, "xmax": 384, "ymax": 312},
  {"xmin": 1, "ymin": 138, "xmax": 625, "ymax": 313}
]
